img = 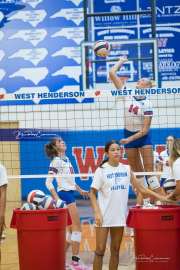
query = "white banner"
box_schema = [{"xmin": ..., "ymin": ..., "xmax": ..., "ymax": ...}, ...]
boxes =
[{"xmin": 0, "ymin": 87, "xmax": 180, "ymax": 102}]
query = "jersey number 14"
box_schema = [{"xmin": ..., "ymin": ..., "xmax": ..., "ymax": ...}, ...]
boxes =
[{"xmin": 129, "ymin": 104, "xmax": 139, "ymax": 115}]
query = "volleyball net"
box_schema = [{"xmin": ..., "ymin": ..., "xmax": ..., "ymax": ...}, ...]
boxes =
[
  {"xmin": 1, "ymin": 87, "xmax": 179, "ymax": 201},
  {"xmin": 0, "ymin": 38, "xmax": 179, "ymax": 200}
]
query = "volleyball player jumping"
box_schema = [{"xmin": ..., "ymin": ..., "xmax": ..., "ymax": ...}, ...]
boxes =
[{"xmin": 109, "ymin": 57, "xmax": 164, "ymax": 204}]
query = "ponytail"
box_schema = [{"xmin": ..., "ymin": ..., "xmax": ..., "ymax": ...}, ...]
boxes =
[
  {"xmin": 99, "ymin": 156, "xmax": 109, "ymax": 168},
  {"xmin": 45, "ymin": 137, "xmax": 62, "ymax": 159}
]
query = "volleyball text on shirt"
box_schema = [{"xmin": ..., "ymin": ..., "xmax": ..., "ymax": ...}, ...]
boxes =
[{"xmin": 91, "ymin": 162, "xmax": 131, "ymax": 227}]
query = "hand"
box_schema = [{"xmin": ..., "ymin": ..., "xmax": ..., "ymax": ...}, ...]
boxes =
[
  {"xmin": 132, "ymin": 185, "xmax": 137, "ymax": 194},
  {"xmin": 120, "ymin": 138, "xmax": 129, "ymax": 145},
  {"xmin": 157, "ymin": 194, "xmax": 175, "ymax": 204},
  {"xmin": 76, "ymin": 185, "xmax": 89, "ymax": 199},
  {"xmin": 165, "ymin": 193, "xmax": 177, "ymax": 201},
  {"xmin": 94, "ymin": 211, "xmax": 103, "ymax": 227},
  {"xmin": 79, "ymin": 188, "xmax": 89, "ymax": 199},
  {"xmin": 119, "ymin": 55, "xmax": 128, "ymax": 64}
]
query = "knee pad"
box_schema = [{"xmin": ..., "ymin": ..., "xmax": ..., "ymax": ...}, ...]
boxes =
[
  {"xmin": 147, "ymin": 176, "xmax": 160, "ymax": 190},
  {"xmin": 71, "ymin": 231, "xmax": 81, "ymax": 243},
  {"xmin": 66, "ymin": 231, "xmax": 72, "ymax": 243}
]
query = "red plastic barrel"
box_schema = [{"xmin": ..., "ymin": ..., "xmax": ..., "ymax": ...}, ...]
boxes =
[
  {"xmin": 11, "ymin": 208, "xmax": 70, "ymax": 270},
  {"xmin": 127, "ymin": 205, "xmax": 180, "ymax": 270}
]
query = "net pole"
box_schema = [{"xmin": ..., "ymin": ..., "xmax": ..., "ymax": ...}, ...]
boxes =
[
  {"xmin": 151, "ymin": 0, "xmax": 157, "ymax": 83},
  {"xmin": 83, "ymin": 0, "xmax": 90, "ymax": 89}
]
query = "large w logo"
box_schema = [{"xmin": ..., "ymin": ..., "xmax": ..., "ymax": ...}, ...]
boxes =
[{"xmin": 72, "ymin": 146, "xmax": 104, "ymax": 179}]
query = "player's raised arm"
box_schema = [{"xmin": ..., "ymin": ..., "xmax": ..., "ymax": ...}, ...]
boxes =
[{"xmin": 109, "ymin": 56, "xmax": 128, "ymax": 89}]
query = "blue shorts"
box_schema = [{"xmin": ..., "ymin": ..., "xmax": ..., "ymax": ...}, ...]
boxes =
[
  {"xmin": 57, "ymin": 190, "xmax": 76, "ymax": 205},
  {"xmin": 124, "ymin": 129, "xmax": 152, "ymax": 148}
]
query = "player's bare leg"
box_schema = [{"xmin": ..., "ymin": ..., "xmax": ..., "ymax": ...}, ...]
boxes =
[{"xmin": 125, "ymin": 148, "xmax": 145, "ymax": 204}]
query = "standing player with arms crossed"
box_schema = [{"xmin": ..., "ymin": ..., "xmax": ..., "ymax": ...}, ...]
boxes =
[{"xmin": 109, "ymin": 57, "xmax": 164, "ymax": 204}]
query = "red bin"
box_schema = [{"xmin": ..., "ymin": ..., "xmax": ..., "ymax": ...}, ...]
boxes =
[
  {"xmin": 11, "ymin": 208, "xmax": 69, "ymax": 270},
  {"xmin": 127, "ymin": 205, "xmax": 180, "ymax": 270}
]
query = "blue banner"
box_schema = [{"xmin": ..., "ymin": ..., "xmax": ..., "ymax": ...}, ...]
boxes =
[
  {"xmin": 93, "ymin": 0, "xmax": 138, "ymax": 27},
  {"xmin": 140, "ymin": 25, "xmax": 180, "ymax": 81},
  {"xmin": 1, "ymin": 127, "xmax": 179, "ymax": 199},
  {"xmin": 0, "ymin": 0, "xmax": 85, "ymax": 105},
  {"xmin": 0, "ymin": 0, "xmax": 179, "ymax": 104},
  {"xmin": 92, "ymin": 0, "xmax": 180, "ymax": 83},
  {"xmin": 140, "ymin": 0, "xmax": 180, "ymax": 25},
  {"xmin": 19, "ymin": 127, "xmax": 180, "ymax": 198}
]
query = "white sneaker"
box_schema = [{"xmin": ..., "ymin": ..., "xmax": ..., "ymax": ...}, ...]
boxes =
[{"xmin": 69, "ymin": 261, "xmax": 91, "ymax": 270}]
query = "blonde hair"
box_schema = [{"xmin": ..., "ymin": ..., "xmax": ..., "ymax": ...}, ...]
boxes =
[
  {"xmin": 150, "ymin": 80, "xmax": 156, "ymax": 87},
  {"xmin": 140, "ymin": 78, "xmax": 156, "ymax": 88},
  {"xmin": 169, "ymin": 138, "xmax": 180, "ymax": 166}
]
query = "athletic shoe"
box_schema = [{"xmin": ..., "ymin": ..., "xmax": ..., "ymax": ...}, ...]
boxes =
[
  {"xmin": 1, "ymin": 231, "xmax": 6, "ymax": 240},
  {"xmin": 69, "ymin": 261, "xmax": 91, "ymax": 270},
  {"xmin": 0, "ymin": 231, "xmax": 6, "ymax": 243}
]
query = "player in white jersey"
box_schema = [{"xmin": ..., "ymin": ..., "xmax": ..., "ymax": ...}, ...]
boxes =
[
  {"xmin": 90, "ymin": 140, "xmax": 168, "ymax": 270},
  {"xmin": 109, "ymin": 57, "xmax": 164, "ymax": 204},
  {"xmin": 157, "ymin": 136, "xmax": 175, "ymax": 186},
  {"xmin": 153, "ymin": 150, "xmax": 160, "ymax": 172},
  {"xmin": 166, "ymin": 138, "xmax": 180, "ymax": 201},
  {"xmin": 45, "ymin": 137, "xmax": 89, "ymax": 270},
  {"xmin": 0, "ymin": 163, "xmax": 8, "ymax": 260}
]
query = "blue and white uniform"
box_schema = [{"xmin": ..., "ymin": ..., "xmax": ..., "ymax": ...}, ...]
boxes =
[
  {"xmin": 124, "ymin": 96, "xmax": 153, "ymax": 148},
  {"xmin": 91, "ymin": 162, "xmax": 131, "ymax": 227},
  {"xmin": 46, "ymin": 156, "xmax": 76, "ymax": 205},
  {"xmin": 158, "ymin": 149, "xmax": 173, "ymax": 185}
]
